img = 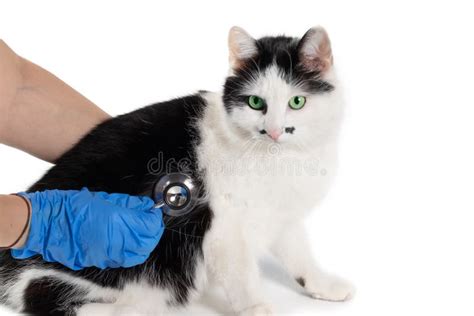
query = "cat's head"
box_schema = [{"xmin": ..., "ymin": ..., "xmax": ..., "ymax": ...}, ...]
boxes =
[{"xmin": 223, "ymin": 26, "xmax": 343, "ymax": 147}]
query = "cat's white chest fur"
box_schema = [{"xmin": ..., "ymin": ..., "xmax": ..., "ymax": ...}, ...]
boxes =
[{"xmin": 208, "ymin": 151, "xmax": 334, "ymax": 247}]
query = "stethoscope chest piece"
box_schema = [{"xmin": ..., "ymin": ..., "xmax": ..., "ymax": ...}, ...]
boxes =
[{"xmin": 153, "ymin": 173, "xmax": 197, "ymax": 217}]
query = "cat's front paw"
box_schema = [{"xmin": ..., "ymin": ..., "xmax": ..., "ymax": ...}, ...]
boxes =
[
  {"xmin": 238, "ymin": 303, "xmax": 274, "ymax": 316},
  {"xmin": 301, "ymin": 274, "xmax": 355, "ymax": 302}
]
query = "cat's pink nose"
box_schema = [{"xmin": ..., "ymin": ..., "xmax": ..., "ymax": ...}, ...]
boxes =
[{"xmin": 268, "ymin": 129, "xmax": 282, "ymax": 141}]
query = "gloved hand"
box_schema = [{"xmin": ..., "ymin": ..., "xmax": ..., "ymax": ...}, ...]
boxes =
[{"xmin": 11, "ymin": 188, "xmax": 164, "ymax": 271}]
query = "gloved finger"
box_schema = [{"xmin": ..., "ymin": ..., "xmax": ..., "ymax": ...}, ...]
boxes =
[
  {"xmin": 111, "ymin": 211, "xmax": 164, "ymax": 258},
  {"xmin": 97, "ymin": 192, "xmax": 155, "ymax": 210},
  {"xmin": 122, "ymin": 196, "xmax": 155, "ymax": 211},
  {"xmin": 120, "ymin": 206, "xmax": 165, "ymax": 238},
  {"xmin": 75, "ymin": 188, "xmax": 154, "ymax": 211},
  {"xmin": 86, "ymin": 190, "xmax": 124, "ymax": 205}
]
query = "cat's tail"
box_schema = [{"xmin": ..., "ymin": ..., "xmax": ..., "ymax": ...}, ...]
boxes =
[
  {"xmin": 1, "ymin": 267, "xmax": 117, "ymax": 316},
  {"xmin": 2, "ymin": 266, "xmax": 181, "ymax": 316}
]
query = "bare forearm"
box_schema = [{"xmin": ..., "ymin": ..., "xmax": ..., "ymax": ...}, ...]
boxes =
[
  {"xmin": 0, "ymin": 40, "xmax": 110, "ymax": 162},
  {"xmin": 0, "ymin": 195, "xmax": 30, "ymax": 249}
]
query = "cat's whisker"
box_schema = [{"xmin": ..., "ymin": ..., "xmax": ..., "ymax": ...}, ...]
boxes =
[
  {"xmin": 240, "ymin": 137, "xmax": 264, "ymax": 159},
  {"xmin": 294, "ymin": 138, "xmax": 313, "ymax": 154},
  {"xmin": 239, "ymin": 136, "xmax": 260, "ymax": 155}
]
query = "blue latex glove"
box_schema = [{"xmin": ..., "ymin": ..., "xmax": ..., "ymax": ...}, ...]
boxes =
[{"xmin": 11, "ymin": 188, "xmax": 164, "ymax": 271}]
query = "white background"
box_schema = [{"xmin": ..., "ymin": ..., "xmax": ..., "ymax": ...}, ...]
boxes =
[{"xmin": 1, "ymin": 0, "xmax": 474, "ymax": 315}]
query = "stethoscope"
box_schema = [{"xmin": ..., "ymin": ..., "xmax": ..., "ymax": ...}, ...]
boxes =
[{"xmin": 152, "ymin": 173, "xmax": 198, "ymax": 217}]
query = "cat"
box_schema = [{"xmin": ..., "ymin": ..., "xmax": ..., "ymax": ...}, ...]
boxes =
[{"xmin": 0, "ymin": 26, "xmax": 354, "ymax": 315}]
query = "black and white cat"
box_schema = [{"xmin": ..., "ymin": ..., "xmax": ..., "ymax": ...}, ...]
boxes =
[{"xmin": 0, "ymin": 26, "xmax": 354, "ymax": 315}]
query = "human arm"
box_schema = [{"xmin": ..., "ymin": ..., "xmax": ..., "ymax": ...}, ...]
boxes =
[
  {"xmin": 0, "ymin": 194, "xmax": 30, "ymax": 249},
  {"xmin": 0, "ymin": 39, "xmax": 110, "ymax": 162}
]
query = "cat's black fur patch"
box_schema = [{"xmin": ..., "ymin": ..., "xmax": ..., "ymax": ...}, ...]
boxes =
[
  {"xmin": 223, "ymin": 36, "xmax": 334, "ymax": 112},
  {"xmin": 23, "ymin": 277, "xmax": 87, "ymax": 316},
  {"xmin": 296, "ymin": 277, "xmax": 306, "ymax": 288},
  {"xmin": 285, "ymin": 127, "xmax": 295, "ymax": 134},
  {"xmin": 0, "ymin": 93, "xmax": 213, "ymax": 314}
]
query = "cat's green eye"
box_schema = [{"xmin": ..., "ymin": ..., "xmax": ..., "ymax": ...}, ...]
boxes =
[
  {"xmin": 289, "ymin": 96, "xmax": 306, "ymax": 110},
  {"xmin": 248, "ymin": 95, "xmax": 265, "ymax": 110}
]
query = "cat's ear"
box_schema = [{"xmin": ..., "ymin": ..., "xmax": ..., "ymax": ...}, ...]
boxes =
[
  {"xmin": 298, "ymin": 26, "xmax": 333, "ymax": 73},
  {"xmin": 228, "ymin": 26, "xmax": 258, "ymax": 70}
]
